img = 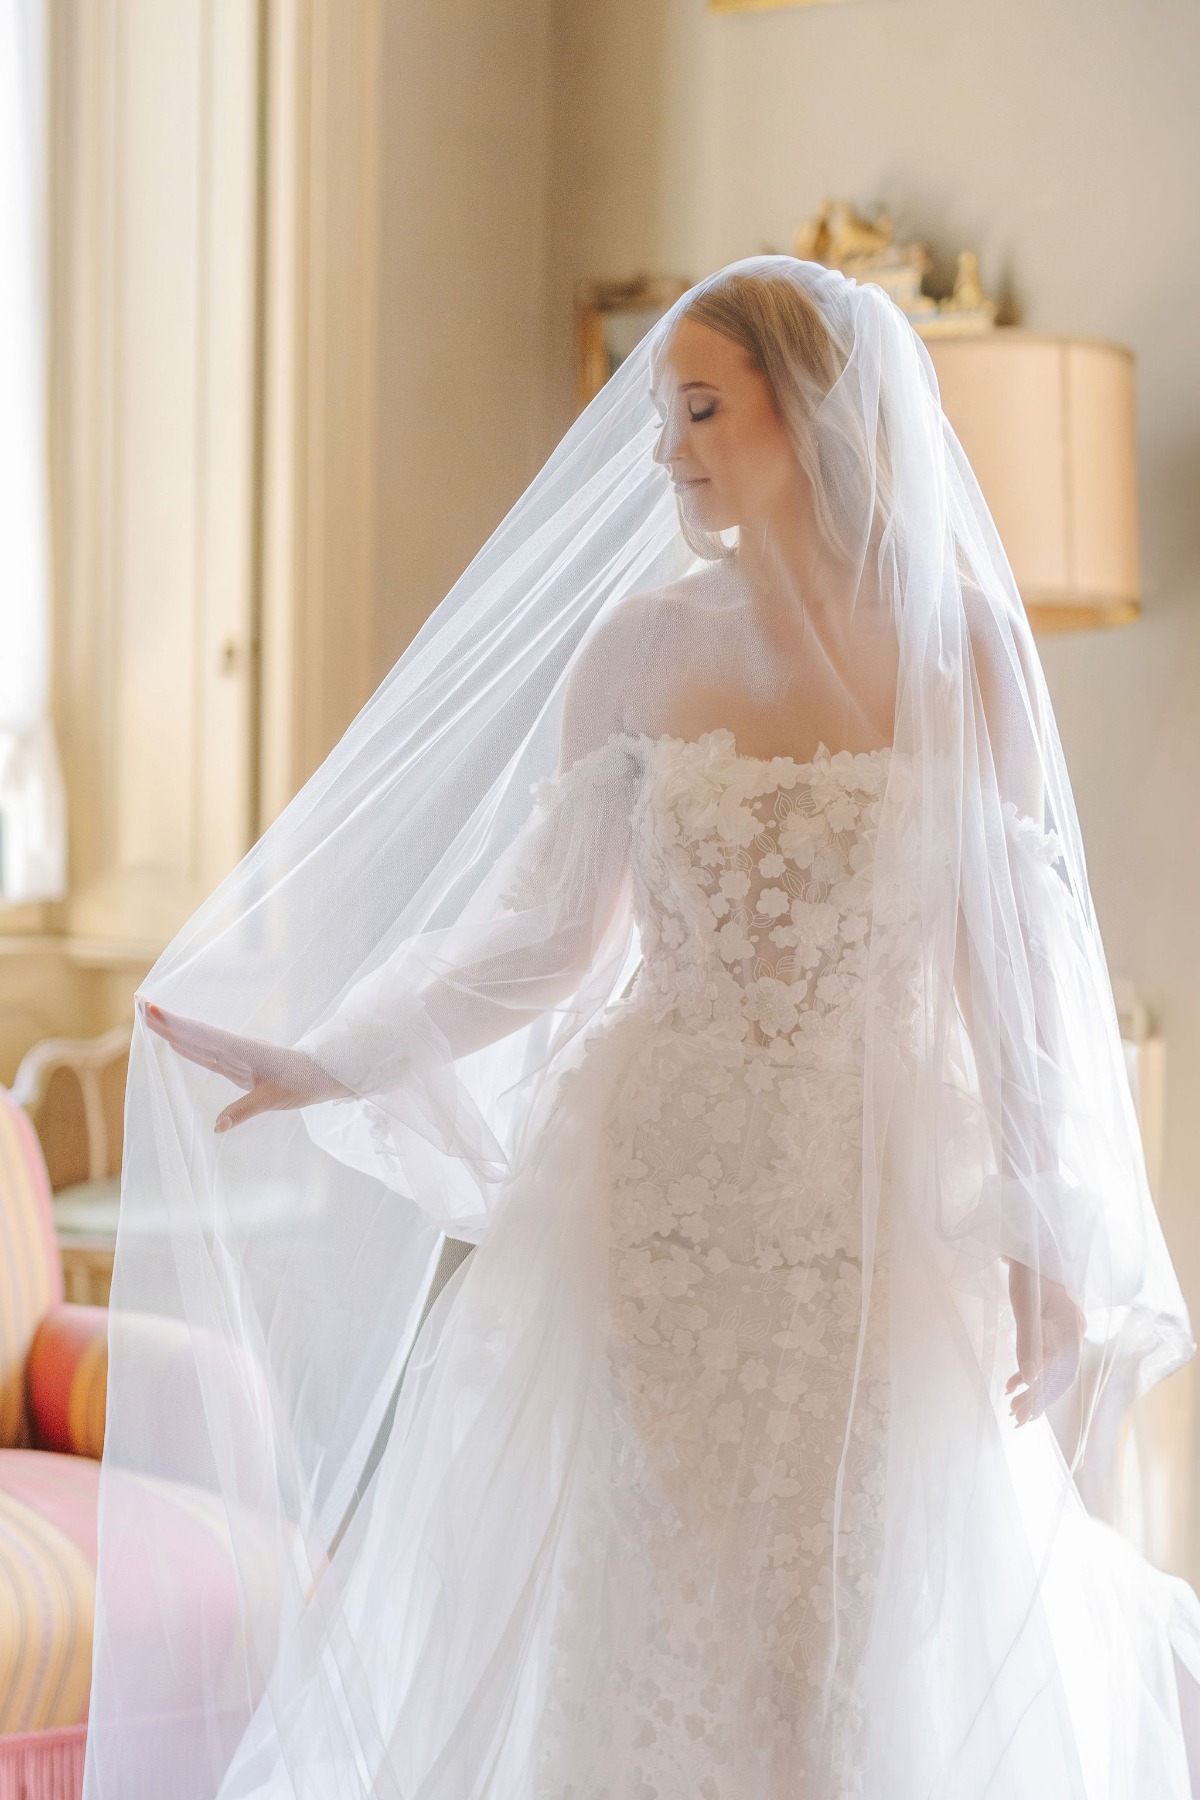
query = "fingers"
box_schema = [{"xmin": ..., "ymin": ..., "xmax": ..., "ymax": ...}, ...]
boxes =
[
  {"xmin": 143, "ymin": 1003, "xmax": 256, "ymax": 1088},
  {"xmin": 1006, "ymin": 1338, "xmax": 1046, "ymax": 1425},
  {"xmin": 1010, "ymin": 1371, "xmax": 1044, "ymax": 1426},
  {"xmin": 1007, "ymin": 1338, "xmax": 1080, "ymax": 1425},
  {"xmin": 214, "ymin": 1095, "xmax": 253, "ymax": 1132},
  {"xmin": 1007, "ymin": 1268, "xmax": 1042, "ymax": 1426},
  {"xmin": 1007, "ymin": 1367, "xmax": 1042, "ymax": 1425},
  {"xmin": 1029, "ymin": 1298, "xmax": 1083, "ymax": 1418},
  {"xmin": 215, "ymin": 1082, "xmax": 292, "ymax": 1133},
  {"xmin": 140, "ymin": 1001, "xmax": 345, "ymax": 1123},
  {"xmin": 144, "ymin": 1003, "xmax": 243, "ymax": 1066},
  {"xmin": 1005, "ymin": 1261, "xmax": 1086, "ymax": 1428}
]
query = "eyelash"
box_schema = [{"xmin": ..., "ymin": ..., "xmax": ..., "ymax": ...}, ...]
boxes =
[{"xmin": 652, "ymin": 400, "xmax": 717, "ymax": 428}]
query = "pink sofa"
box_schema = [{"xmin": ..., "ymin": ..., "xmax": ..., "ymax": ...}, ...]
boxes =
[
  {"xmin": 0, "ymin": 1089, "xmax": 111, "ymax": 1798},
  {"xmin": 1, "ymin": 1081, "xmax": 300, "ymax": 1799}
]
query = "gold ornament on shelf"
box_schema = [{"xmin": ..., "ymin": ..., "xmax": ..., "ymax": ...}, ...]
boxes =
[{"xmin": 791, "ymin": 200, "xmax": 997, "ymax": 337}]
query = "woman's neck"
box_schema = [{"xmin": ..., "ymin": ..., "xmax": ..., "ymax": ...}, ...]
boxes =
[{"xmin": 733, "ymin": 510, "xmax": 863, "ymax": 646}]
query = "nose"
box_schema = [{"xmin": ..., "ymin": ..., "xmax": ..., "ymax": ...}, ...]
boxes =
[{"xmin": 653, "ymin": 406, "xmax": 684, "ymax": 469}]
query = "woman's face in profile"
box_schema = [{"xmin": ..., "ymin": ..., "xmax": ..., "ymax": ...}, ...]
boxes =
[{"xmin": 651, "ymin": 314, "xmax": 800, "ymax": 537}]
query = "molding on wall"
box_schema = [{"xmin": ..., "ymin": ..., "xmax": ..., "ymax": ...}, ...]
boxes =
[
  {"xmin": 49, "ymin": 0, "xmax": 261, "ymax": 952},
  {"xmin": 258, "ymin": 0, "xmax": 381, "ymax": 827},
  {"xmin": 42, "ymin": 0, "xmax": 381, "ymax": 982}
]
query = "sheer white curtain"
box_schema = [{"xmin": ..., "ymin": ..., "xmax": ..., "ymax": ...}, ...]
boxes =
[{"xmin": 0, "ymin": 0, "xmax": 65, "ymax": 906}]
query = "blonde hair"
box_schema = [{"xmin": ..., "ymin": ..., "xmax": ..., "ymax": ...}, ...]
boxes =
[{"xmin": 669, "ymin": 270, "xmax": 847, "ymax": 562}]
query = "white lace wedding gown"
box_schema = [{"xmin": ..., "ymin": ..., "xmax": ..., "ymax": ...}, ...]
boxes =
[{"xmin": 527, "ymin": 726, "xmax": 895, "ymax": 1797}]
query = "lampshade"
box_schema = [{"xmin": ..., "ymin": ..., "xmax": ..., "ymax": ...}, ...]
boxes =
[{"xmin": 927, "ymin": 332, "xmax": 1141, "ymax": 633}]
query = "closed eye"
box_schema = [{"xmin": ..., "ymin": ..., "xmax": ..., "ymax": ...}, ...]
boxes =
[{"xmin": 688, "ymin": 402, "xmax": 717, "ymax": 422}]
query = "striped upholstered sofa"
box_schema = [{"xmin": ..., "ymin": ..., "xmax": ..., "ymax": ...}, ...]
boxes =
[
  {"xmin": 0, "ymin": 1079, "xmax": 307, "ymax": 1797},
  {"xmin": 0, "ymin": 1088, "xmax": 108, "ymax": 1797}
]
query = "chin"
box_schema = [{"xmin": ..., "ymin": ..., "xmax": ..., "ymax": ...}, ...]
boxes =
[{"xmin": 680, "ymin": 497, "xmax": 736, "ymax": 536}]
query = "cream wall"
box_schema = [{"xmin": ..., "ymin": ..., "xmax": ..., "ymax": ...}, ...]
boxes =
[
  {"xmin": 548, "ymin": 0, "xmax": 1200, "ymax": 1572},
  {"xmin": 370, "ymin": 0, "xmax": 554, "ymax": 680},
  {"xmin": 2, "ymin": 0, "xmax": 557, "ymax": 1077}
]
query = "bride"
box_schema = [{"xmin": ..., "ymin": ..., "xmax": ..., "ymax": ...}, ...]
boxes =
[{"xmin": 86, "ymin": 259, "xmax": 1200, "ymax": 1799}]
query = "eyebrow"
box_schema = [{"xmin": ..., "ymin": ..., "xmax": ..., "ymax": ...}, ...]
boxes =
[{"xmin": 649, "ymin": 380, "xmax": 719, "ymax": 403}]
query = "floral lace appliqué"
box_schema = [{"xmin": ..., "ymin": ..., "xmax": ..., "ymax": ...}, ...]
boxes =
[{"xmin": 537, "ymin": 730, "xmax": 895, "ymax": 1799}]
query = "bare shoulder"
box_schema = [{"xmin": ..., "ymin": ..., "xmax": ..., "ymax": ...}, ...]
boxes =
[
  {"xmin": 580, "ymin": 566, "xmax": 719, "ymax": 666},
  {"xmin": 630, "ymin": 562, "xmax": 729, "ymax": 622}
]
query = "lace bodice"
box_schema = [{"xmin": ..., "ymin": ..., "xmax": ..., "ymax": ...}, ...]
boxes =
[{"xmin": 627, "ymin": 728, "xmax": 891, "ymax": 1071}]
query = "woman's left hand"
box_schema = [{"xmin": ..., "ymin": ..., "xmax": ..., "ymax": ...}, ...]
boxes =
[
  {"xmin": 1005, "ymin": 1259, "xmax": 1085, "ymax": 1427},
  {"xmin": 140, "ymin": 999, "xmax": 350, "ymax": 1131}
]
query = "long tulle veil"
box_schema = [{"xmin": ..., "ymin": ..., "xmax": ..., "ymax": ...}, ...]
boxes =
[{"xmin": 84, "ymin": 257, "xmax": 1197, "ymax": 1799}]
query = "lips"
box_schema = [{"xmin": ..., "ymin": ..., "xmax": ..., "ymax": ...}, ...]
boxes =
[{"xmin": 671, "ymin": 477, "xmax": 709, "ymax": 489}]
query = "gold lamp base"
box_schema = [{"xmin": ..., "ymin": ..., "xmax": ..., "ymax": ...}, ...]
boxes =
[{"xmin": 1026, "ymin": 597, "xmax": 1140, "ymax": 635}]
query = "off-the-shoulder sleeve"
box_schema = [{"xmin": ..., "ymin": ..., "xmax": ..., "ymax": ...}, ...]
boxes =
[
  {"xmin": 499, "ymin": 734, "xmax": 646, "ymax": 914},
  {"xmin": 981, "ymin": 792, "xmax": 1135, "ymax": 1312},
  {"xmin": 293, "ymin": 733, "xmax": 645, "ymax": 1226},
  {"xmin": 1001, "ymin": 798, "xmax": 1064, "ymax": 869}
]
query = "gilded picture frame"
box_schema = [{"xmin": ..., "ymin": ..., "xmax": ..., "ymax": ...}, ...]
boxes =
[
  {"xmin": 709, "ymin": 0, "xmax": 856, "ymax": 12},
  {"xmin": 576, "ymin": 276, "xmax": 691, "ymax": 413}
]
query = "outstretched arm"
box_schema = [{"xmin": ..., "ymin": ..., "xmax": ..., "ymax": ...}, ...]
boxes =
[{"xmin": 144, "ymin": 620, "xmax": 638, "ymax": 1134}]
